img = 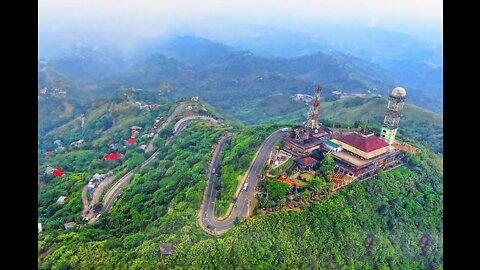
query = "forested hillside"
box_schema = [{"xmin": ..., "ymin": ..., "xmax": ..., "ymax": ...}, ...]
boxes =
[{"xmin": 38, "ymin": 114, "xmax": 443, "ymax": 269}]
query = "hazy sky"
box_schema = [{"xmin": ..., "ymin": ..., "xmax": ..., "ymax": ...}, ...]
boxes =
[
  {"xmin": 38, "ymin": 0, "xmax": 443, "ymax": 28},
  {"xmin": 39, "ymin": 0, "xmax": 442, "ymax": 42}
]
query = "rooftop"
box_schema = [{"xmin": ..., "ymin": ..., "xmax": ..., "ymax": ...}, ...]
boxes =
[
  {"xmin": 159, "ymin": 243, "xmax": 175, "ymax": 255},
  {"xmin": 294, "ymin": 157, "xmax": 318, "ymax": 167},
  {"xmin": 333, "ymin": 132, "xmax": 388, "ymax": 153},
  {"xmin": 324, "ymin": 140, "xmax": 341, "ymax": 149},
  {"xmin": 285, "ymin": 136, "xmax": 323, "ymax": 149},
  {"xmin": 278, "ymin": 176, "xmax": 295, "ymax": 187}
]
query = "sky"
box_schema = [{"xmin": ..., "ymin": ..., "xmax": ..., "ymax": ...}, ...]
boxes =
[{"xmin": 39, "ymin": 0, "xmax": 442, "ymax": 40}]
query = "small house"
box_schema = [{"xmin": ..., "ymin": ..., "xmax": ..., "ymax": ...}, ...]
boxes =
[
  {"xmin": 139, "ymin": 144, "xmax": 147, "ymax": 151},
  {"xmin": 159, "ymin": 243, "xmax": 175, "ymax": 256},
  {"xmin": 56, "ymin": 196, "xmax": 67, "ymax": 205},
  {"xmin": 45, "ymin": 166, "xmax": 54, "ymax": 174},
  {"xmin": 294, "ymin": 157, "xmax": 318, "ymax": 170},
  {"xmin": 91, "ymin": 173, "xmax": 105, "ymax": 182},
  {"xmin": 70, "ymin": 139, "xmax": 85, "ymax": 147},
  {"xmin": 38, "ymin": 223, "xmax": 43, "ymax": 234}
]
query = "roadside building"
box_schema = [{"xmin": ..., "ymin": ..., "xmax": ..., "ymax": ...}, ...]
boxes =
[{"xmin": 91, "ymin": 173, "xmax": 105, "ymax": 182}]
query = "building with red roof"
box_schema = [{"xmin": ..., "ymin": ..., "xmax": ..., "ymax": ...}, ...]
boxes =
[
  {"xmin": 327, "ymin": 131, "xmax": 403, "ymax": 178},
  {"xmin": 294, "ymin": 156, "xmax": 318, "ymax": 170},
  {"xmin": 278, "ymin": 176, "xmax": 295, "ymax": 187},
  {"xmin": 330, "ymin": 132, "xmax": 392, "ymax": 159},
  {"xmin": 104, "ymin": 153, "xmax": 122, "ymax": 160}
]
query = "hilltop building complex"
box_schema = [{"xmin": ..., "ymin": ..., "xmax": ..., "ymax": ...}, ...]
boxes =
[{"xmin": 280, "ymin": 85, "xmax": 413, "ymax": 190}]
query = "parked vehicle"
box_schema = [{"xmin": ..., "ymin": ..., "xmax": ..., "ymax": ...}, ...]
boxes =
[{"xmin": 243, "ymin": 183, "xmax": 249, "ymax": 191}]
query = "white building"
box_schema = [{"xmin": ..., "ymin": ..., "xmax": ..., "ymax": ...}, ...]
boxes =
[{"xmin": 56, "ymin": 196, "xmax": 67, "ymax": 205}]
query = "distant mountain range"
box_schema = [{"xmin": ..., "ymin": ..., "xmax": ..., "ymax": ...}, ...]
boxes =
[{"xmin": 38, "ymin": 35, "xmax": 443, "ymax": 151}]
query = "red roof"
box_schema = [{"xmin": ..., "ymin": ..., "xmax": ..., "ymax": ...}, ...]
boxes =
[
  {"xmin": 334, "ymin": 132, "xmax": 388, "ymax": 153},
  {"xmin": 278, "ymin": 176, "xmax": 295, "ymax": 187},
  {"xmin": 127, "ymin": 137, "xmax": 135, "ymax": 145},
  {"xmin": 295, "ymin": 157, "xmax": 318, "ymax": 166},
  {"xmin": 104, "ymin": 153, "xmax": 122, "ymax": 160},
  {"xmin": 53, "ymin": 169, "xmax": 64, "ymax": 177}
]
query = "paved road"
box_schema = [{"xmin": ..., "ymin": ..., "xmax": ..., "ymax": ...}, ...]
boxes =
[
  {"xmin": 200, "ymin": 129, "xmax": 288, "ymax": 235},
  {"xmin": 145, "ymin": 102, "xmax": 191, "ymax": 152},
  {"xmin": 101, "ymin": 169, "xmax": 136, "ymax": 213},
  {"xmin": 173, "ymin": 116, "xmax": 218, "ymax": 133},
  {"xmin": 99, "ymin": 114, "xmax": 220, "ymax": 218}
]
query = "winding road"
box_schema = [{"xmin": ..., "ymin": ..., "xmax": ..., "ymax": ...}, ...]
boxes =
[
  {"xmin": 97, "ymin": 111, "xmax": 220, "ymax": 219},
  {"xmin": 86, "ymin": 100, "xmax": 288, "ymax": 235},
  {"xmin": 145, "ymin": 102, "xmax": 191, "ymax": 153},
  {"xmin": 199, "ymin": 129, "xmax": 288, "ymax": 235}
]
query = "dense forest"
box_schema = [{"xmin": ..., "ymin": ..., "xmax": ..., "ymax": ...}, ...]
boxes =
[{"xmin": 38, "ymin": 96, "xmax": 443, "ymax": 269}]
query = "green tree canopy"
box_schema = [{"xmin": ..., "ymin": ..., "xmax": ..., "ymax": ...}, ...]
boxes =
[
  {"xmin": 319, "ymin": 153, "xmax": 335, "ymax": 181},
  {"xmin": 265, "ymin": 179, "xmax": 291, "ymax": 202},
  {"xmin": 307, "ymin": 176, "xmax": 329, "ymax": 194}
]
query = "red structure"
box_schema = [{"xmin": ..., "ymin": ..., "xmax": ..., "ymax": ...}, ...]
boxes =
[
  {"xmin": 294, "ymin": 157, "xmax": 318, "ymax": 170},
  {"xmin": 53, "ymin": 169, "xmax": 64, "ymax": 177},
  {"xmin": 283, "ymin": 85, "xmax": 329, "ymax": 157},
  {"xmin": 333, "ymin": 132, "xmax": 388, "ymax": 153},
  {"xmin": 104, "ymin": 153, "xmax": 122, "ymax": 160},
  {"xmin": 278, "ymin": 176, "xmax": 295, "ymax": 187},
  {"xmin": 306, "ymin": 85, "xmax": 322, "ymax": 130},
  {"xmin": 127, "ymin": 137, "xmax": 135, "ymax": 145}
]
